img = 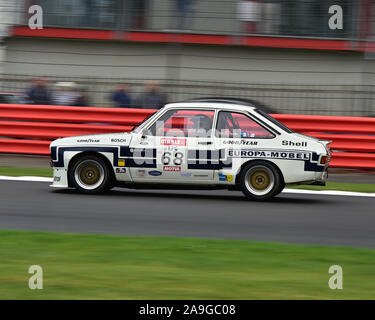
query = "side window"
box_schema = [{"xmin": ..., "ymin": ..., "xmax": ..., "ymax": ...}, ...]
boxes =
[
  {"xmin": 148, "ymin": 109, "xmax": 215, "ymax": 137},
  {"xmin": 216, "ymin": 111, "xmax": 275, "ymax": 138}
]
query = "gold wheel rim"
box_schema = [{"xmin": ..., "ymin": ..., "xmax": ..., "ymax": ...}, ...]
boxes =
[
  {"xmin": 79, "ymin": 165, "xmax": 101, "ymax": 185},
  {"xmin": 74, "ymin": 159, "xmax": 105, "ymax": 190},
  {"xmin": 249, "ymin": 170, "xmax": 270, "ymax": 191}
]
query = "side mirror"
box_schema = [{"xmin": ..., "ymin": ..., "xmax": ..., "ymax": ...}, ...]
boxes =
[{"xmin": 141, "ymin": 129, "xmax": 148, "ymax": 139}]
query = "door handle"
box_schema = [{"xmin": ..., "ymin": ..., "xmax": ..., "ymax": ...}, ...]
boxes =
[{"xmin": 198, "ymin": 141, "xmax": 213, "ymax": 145}]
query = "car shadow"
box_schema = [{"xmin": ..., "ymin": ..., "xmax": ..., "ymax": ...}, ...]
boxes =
[{"xmin": 52, "ymin": 188, "xmax": 332, "ymax": 205}]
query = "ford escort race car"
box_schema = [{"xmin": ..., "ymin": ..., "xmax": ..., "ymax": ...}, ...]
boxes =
[{"xmin": 50, "ymin": 99, "xmax": 331, "ymax": 200}]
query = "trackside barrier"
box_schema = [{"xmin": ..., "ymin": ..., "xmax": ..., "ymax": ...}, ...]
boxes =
[{"xmin": 0, "ymin": 104, "xmax": 375, "ymax": 169}]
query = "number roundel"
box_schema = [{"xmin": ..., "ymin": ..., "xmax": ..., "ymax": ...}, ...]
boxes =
[{"xmin": 162, "ymin": 152, "xmax": 184, "ymax": 165}]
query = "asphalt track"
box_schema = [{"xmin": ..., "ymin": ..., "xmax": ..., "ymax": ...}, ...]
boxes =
[{"xmin": 0, "ymin": 180, "xmax": 374, "ymax": 248}]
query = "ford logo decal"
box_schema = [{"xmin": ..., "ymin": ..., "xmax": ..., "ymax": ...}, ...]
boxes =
[{"xmin": 148, "ymin": 171, "xmax": 162, "ymax": 176}]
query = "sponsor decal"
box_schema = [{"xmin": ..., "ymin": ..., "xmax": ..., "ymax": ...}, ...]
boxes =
[
  {"xmin": 219, "ymin": 173, "xmax": 232, "ymax": 182},
  {"xmin": 160, "ymin": 138, "xmax": 186, "ymax": 146},
  {"xmin": 137, "ymin": 169, "xmax": 146, "ymax": 177},
  {"xmin": 116, "ymin": 168, "xmax": 126, "ymax": 173},
  {"xmin": 163, "ymin": 166, "xmax": 181, "ymax": 172},
  {"xmin": 228, "ymin": 150, "xmax": 310, "ymax": 160},
  {"xmin": 53, "ymin": 176, "xmax": 61, "ymax": 182},
  {"xmin": 282, "ymin": 140, "xmax": 307, "ymax": 147},
  {"xmin": 111, "ymin": 139, "xmax": 127, "ymax": 143},
  {"xmin": 181, "ymin": 172, "xmax": 192, "ymax": 177},
  {"xmin": 166, "ymin": 145, "xmax": 178, "ymax": 151},
  {"xmin": 77, "ymin": 138, "xmax": 99, "ymax": 143},
  {"xmin": 118, "ymin": 159, "xmax": 126, "ymax": 167},
  {"xmin": 194, "ymin": 174, "xmax": 209, "ymax": 178},
  {"xmin": 223, "ymin": 140, "xmax": 258, "ymax": 146},
  {"xmin": 148, "ymin": 170, "xmax": 162, "ymax": 176}
]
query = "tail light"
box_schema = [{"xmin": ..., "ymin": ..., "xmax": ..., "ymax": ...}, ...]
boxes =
[{"xmin": 320, "ymin": 155, "xmax": 328, "ymax": 164}]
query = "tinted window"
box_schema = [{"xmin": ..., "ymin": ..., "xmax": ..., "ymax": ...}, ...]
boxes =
[
  {"xmin": 216, "ymin": 111, "xmax": 275, "ymax": 138},
  {"xmin": 148, "ymin": 109, "xmax": 215, "ymax": 137}
]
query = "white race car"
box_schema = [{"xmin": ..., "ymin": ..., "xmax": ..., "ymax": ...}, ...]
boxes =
[{"xmin": 50, "ymin": 99, "xmax": 331, "ymax": 200}]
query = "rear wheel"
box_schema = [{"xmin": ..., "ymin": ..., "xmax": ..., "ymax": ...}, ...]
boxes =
[
  {"xmin": 69, "ymin": 155, "xmax": 112, "ymax": 194},
  {"xmin": 239, "ymin": 161, "xmax": 283, "ymax": 201}
]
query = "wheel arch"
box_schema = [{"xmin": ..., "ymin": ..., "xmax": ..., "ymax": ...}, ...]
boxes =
[{"xmin": 235, "ymin": 159, "xmax": 285, "ymax": 186}]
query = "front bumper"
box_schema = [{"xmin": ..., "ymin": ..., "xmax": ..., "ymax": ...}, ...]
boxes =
[{"xmin": 50, "ymin": 167, "xmax": 69, "ymax": 188}]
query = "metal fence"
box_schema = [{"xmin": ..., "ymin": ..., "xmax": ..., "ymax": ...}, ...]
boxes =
[{"xmin": 1, "ymin": 74, "xmax": 374, "ymax": 116}]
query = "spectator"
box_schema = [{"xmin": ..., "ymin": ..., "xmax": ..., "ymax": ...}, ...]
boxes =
[
  {"xmin": 175, "ymin": 0, "xmax": 195, "ymax": 31},
  {"xmin": 26, "ymin": 78, "xmax": 51, "ymax": 105},
  {"xmin": 52, "ymin": 82, "xmax": 79, "ymax": 106},
  {"xmin": 238, "ymin": 0, "xmax": 261, "ymax": 34},
  {"xmin": 138, "ymin": 80, "xmax": 167, "ymax": 109},
  {"xmin": 131, "ymin": 0, "xmax": 146, "ymax": 29},
  {"xmin": 261, "ymin": 0, "xmax": 281, "ymax": 34},
  {"xmin": 83, "ymin": 0, "xmax": 97, "ymax": 28},
  {"xmin": 110, "ymin": 83, "xmax": 133, "ymax": 108},
  {"xmin": 74, "ymin": 86, "xmax": 90, "ymax": 107}
]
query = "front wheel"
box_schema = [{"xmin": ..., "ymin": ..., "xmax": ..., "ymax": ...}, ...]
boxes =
[
  {"xmin": 239, "ymin": 161, "xmax": 284, "ymax": 201},
  {"xmin": 69, "ymin": 155, "xmax": 113, "ymax": 194}
]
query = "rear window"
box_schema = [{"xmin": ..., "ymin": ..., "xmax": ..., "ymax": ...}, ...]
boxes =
[{"xmin": 255, "ymin": 109, "xmax": 294, "ymax": 134}]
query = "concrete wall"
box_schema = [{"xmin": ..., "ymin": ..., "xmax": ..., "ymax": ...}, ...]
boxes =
[
  {"xmin": 3, "ymin": 37, "xmax": 366, "ymax": 85},
  {"xmin": 2, "ymin": 37, "xmax": 375, "ymax": 115}
]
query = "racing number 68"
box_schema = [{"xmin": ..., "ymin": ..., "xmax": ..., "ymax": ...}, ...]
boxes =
[{"xmin": 162, "ymin": 152, "xmax": 184, "ymax": 165}]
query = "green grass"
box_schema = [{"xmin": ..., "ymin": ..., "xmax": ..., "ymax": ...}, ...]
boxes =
[
  {"xmin": 0, "ymin": 167, "xmax": 52, "ymax": 177},
  {"xmin": 289, "ymin": 182, "xmax": 375, "ymax": 193},
  {"xmin": 0, "ymin": 230, "xmax": 374, "ymax": 299}
]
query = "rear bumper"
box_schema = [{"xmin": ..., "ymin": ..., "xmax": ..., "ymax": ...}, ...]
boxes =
[{"xmin": 309, "ymin": 168, "xmax": 328, "ymax": 186}]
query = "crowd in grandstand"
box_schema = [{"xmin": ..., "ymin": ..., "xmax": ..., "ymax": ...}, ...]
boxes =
[
  {"xmin": 31, "ymin": 0, "xmax": 371, "ymax": 39},
  {"xmin": 25, "ymin": 77, "xmax": 167, "ymax": 109}
]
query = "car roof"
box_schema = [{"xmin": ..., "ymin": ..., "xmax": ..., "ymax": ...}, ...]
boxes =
[{"xmin": 164, "ymin": 101, "xmax": 257, "ymax": 112}]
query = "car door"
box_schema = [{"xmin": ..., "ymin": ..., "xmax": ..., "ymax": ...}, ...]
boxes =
[
  {"xmin": 214, "ymin": 110, "xmax": 277, "ymax": 178},
  {"xmin": 129, "ymin": 108, "xmax": 216, "ymax": 182}
]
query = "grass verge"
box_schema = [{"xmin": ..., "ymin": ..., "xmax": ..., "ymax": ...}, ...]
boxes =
[
  {"xmin": 289, "ymin": 182, "xmax": 375, "ymax": 193},
  {"xmin": 0, "ymin": 230, "xmax": 374, "ymax": 299},
  {"xmin": 0, "ymin": 167, "xmax": 52, "ymax": 177}
]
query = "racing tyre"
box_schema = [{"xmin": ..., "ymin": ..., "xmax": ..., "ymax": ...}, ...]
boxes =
[
  {"xmin": 239, "ymin": 161, "xmax": 283, "ymax": 201},
  {"xmin": 69, "ymin": 155, "xmax": 113, "ymax": 194}
]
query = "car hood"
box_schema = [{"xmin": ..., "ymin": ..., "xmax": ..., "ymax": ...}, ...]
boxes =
[{"xmin": 50, "ymin": 132, "xmax": 132, "ymax": 148}]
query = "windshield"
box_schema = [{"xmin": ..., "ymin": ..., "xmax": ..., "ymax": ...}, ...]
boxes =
[
  {"xmin": 255, "ymin": 109, "xmax": 294, "ymax": 134},
  {"xmin": 132, "ymin": 110, "xmax": 160, "ymax": 133}
]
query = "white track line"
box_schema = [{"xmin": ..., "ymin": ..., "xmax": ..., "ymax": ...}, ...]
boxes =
[
  {"xmin": 0, "ymin": 175, "xmax": 374, "ymax": 197},
  {"xmin": 283, "ymin": 188, "xmax": 375, "ymax": 198},
  {"xmin": 0, "ymin": 176, "xmax": 53, "ymax": 182}
]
